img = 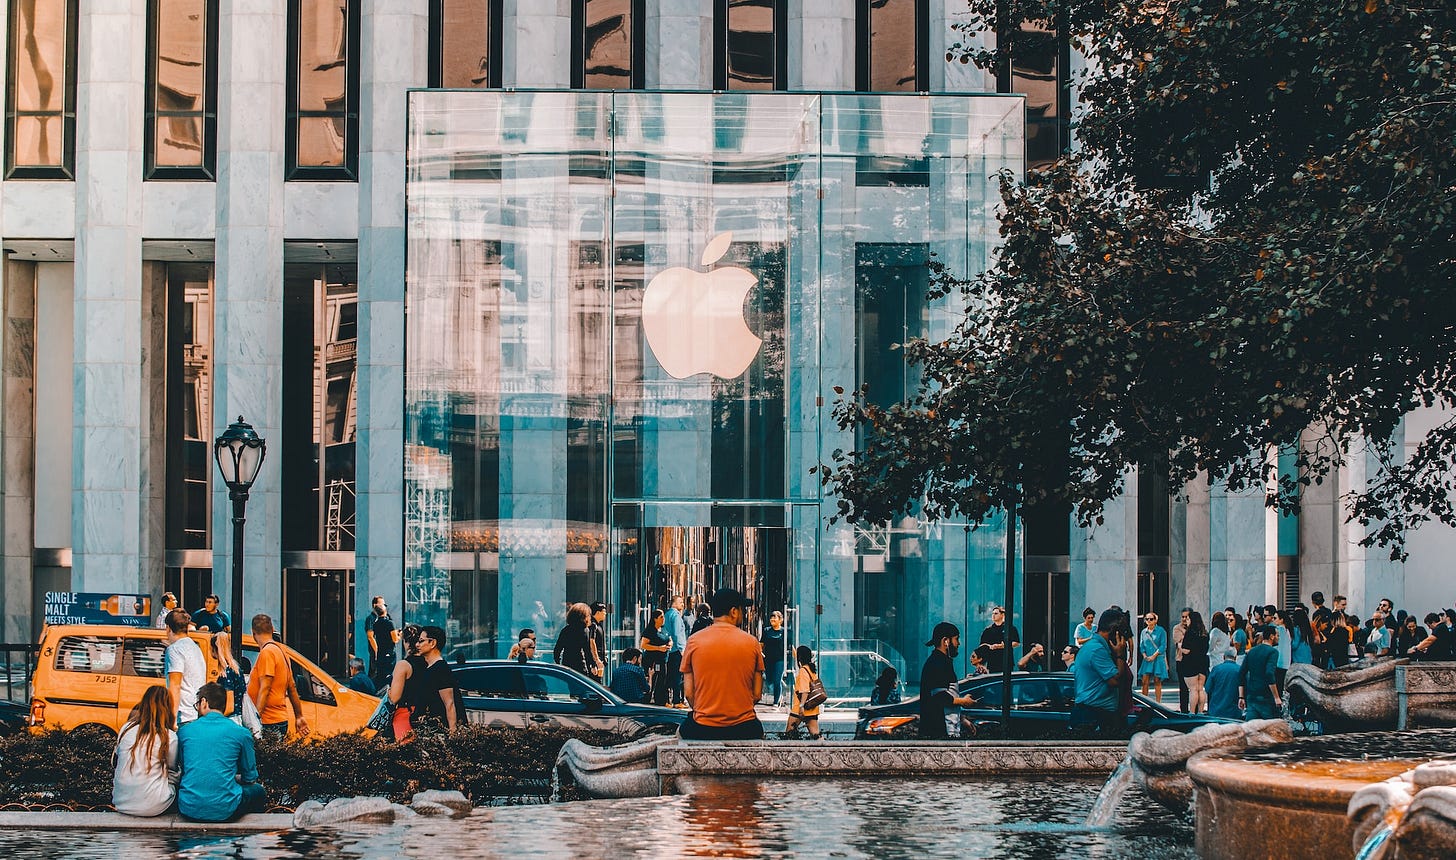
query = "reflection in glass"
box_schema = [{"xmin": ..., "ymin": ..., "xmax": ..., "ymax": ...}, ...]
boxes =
[
  {"xmin": 1012, "ymin": 21, "xmax": 1062, "ymax": 170},
  {"xmin": 7, "ymin": 0, "xmax": 74, "ymax": 170},
  {"xmin": 293, "ymin": 0, "xmax": 352, "ymax": 170},
  {"xmin": 580, "ymin": 0, "xmax": 633, "ymax": 89},
  {"xmin": 150, "ymin": 0, "xmax": 211, "ymax": 171},
  {"xmin": 723, "ymin": 0, "xmax": 778, "ymax": 90},
  {"xmin": 282, "ymin": 265, "xmax": 357, "ymax": 552},
  {"xmin": 437, "ymin": 0, "xmax": 492, "ymax": 88},
  {"xmin": 865, "ymin": 0, "xmax": 918, "ymax": 91},
  {"xmin": 165, "ymin": 264, "xmax": 214, "ymax": 551}
]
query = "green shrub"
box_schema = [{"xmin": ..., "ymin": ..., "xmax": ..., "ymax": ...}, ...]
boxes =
[{"xmin": 0, "ymin": 724, "xmax": 630, "ymax": 811}]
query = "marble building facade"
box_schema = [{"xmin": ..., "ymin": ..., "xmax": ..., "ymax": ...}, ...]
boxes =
[{"xmin": 0, "ymin": 0, "xmax": 1449, "ymax": 684}]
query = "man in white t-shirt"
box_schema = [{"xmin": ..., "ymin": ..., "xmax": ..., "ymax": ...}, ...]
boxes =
[{"xmin": 164, "ymin": 609, "xmax": 207, "ymax": 724}]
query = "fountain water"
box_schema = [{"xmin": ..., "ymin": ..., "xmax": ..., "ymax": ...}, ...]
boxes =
[{"xmin": 1084, "ymin": 756, "xmax": 1135, "ymax": 827}]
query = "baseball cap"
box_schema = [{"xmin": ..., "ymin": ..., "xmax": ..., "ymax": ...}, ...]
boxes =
[
  {"xmin": 925, "ymin": 621, "xmax": 961, "ymax": 647},
  {"xmin": 709, "ymin": 588, "xmax": 752, "ymax": 617}
]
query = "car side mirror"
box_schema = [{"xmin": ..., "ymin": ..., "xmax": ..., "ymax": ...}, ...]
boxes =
[{"xmin": 581, "ymin": 693, "xmax": 604, "ymax": 713}]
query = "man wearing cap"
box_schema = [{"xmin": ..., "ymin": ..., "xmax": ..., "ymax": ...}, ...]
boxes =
[
  {"xmin": 679, "ymin": 588, "xmax": 765, "ymax": 740},
  {"xmin": 919, "ymin": 622, "xmax": 980, "ymax": 739}
]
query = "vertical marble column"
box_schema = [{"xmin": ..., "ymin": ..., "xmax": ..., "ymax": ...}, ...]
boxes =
[
  {"xmin": 648, "ymin": 0, "xmax": 712, "ymax": 88},
  {"xmin": 2, "ymin": 263, "xmax": 36, "ymax": 639},
  {"xmin": 1072, "ymin": 477, "xmax": 1136, "ymax": 613},
  {"xmin": 1181, "ymin": 479, "xmax": 1211, "ymax": 612},
  {"xmin": 790, "ymin": 0, "xmax": 853, "ymax": 90},
  {"xmin": 1297, "ymin": 425, "xmax": 1342, "ymax": 603},
  {"xmin": 71, "ymin": 0, "xmax": 146, "ymax": 593},
  {"xmin": 1207, "ymin": 481, "xmax": 1270, "ymax": 614},
  {"xmin": 138, "ymin": 263, "xmax": 166, "ymax": 591},
  {"xmin": 932, "ymin": 0, "xmax": 992, "ymax": 91},
  {"xmin": 504, "ymin": 0, "xmax": 571, "ymax": 87},
  {"xmin": 356, "ymin": 0, "xmax": 425, "ymax": 643},
  {"xmin": 1343, "ymin": 435, "xmax": 1406, "ymax": 615},
  {"xmin": 212, "ymin": 0, "xmax": 287, "ymax": 617}
]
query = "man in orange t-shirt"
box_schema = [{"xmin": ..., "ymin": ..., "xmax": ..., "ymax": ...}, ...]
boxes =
[
  {"xmin": 680, "ymin": 588, "xmax": 765, "ymax": 740},
  {"xmin": 246, "ymin": 613, "xmax": 308, "ymax": 739}
]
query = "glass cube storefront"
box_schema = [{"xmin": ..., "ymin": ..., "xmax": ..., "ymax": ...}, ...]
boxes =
[{"xmin": 405, "ymin": 91, "xmax": 1023, "ymax": 698}]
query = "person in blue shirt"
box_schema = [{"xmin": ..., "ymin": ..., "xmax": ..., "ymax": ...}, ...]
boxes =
[
  {"xmin": 664, "ymin": 594, "xmax": 690, "ymax": 706},
  {"xmin": 346, "ymin": 657, "xmax": 377, "ymax": 695},
  {"xmin": 190, "ymin": 594, "xmax": 231, "ymax": 634},
  {"xmin": 608, "ymin": 647, "xmax": 652, "ymax": 703},
  {"xmin": 1072, "ymin": 607, "xmax": 1097, "ymax": 648},
  {"xmin": 1070, "ymin": 609, "xmax": 1126, "ymax": 735},
  {"xmin": 1239, "ymin": 626, "xmax": 1284, "ymax": 720},
  {"xmin": 1137, "ymin": 612, "xmax": 1170, "ymax": 701},
  {"xmin": 176, "ymin": 682, "xmax": 266, "ymax": 822},
  {"xmin": 1204, "ymin": 648, "xmax": 1243, "ymax": 719}
]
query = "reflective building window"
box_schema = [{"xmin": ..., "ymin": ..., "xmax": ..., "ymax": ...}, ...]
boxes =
[
  {"xmin": 1000, "ymin": 19, "xmax": 1069, "ymax": 171},
  {"xmin": 429, "ymin": 0, "xmax": 501, "ymax": 88},
  {"xmin": 856, "ymin": 0, "xmax": 927, "ymax": 92},
  {"xmin": 572, "ymin": 0, "xmax": 643, "ymax": 89},
  {"xmin": 714, "ymin": 0, "xmax": 787, "ymax": 91},
  {"xmin": 146, "ymin": 0, "xmax": 217, "ymax": 178},
  {"xmin": 287, "ymin": 0, "xmax": 359, "ymax": 178},
  {"xmin": 164, "ymin": 264, "xmax": 214, "ymax": 609},
  {"xmin": 5, "ymin": 0, "xmax": 77, "ymax": 178}
]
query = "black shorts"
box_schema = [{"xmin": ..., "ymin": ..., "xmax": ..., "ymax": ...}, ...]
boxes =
[{"xmin": 679, "ymin": 716, "xmax": 764, "ymax": 741}]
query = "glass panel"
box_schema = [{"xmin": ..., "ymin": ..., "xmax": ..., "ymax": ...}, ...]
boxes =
[
  {"xmin": 725, "ymin": 0, "xmax": 776, "ymax": 90},
  {"xmin": 455, "ymin": 665, "xmax": 524, "ymax": 697},
  {"xmin": 868, "ymin": 0, "xmax": 917, "ymax": 91},
  {"xmin": 166, "ymin": 265, "xmax": 213, "ymax": 552},
  {"xmin": 296, "ymin": 115, "xmax": 345, "ymax": 167},
  {"xmin": 154, "ymin": 116, "xmax": 204, "ymax": 166},
  {"xmin": 1012, "ymin": 21, "xmax": 1060, "ymax": 169},
  {"xmin": 582, "ymin": 0, "xmax": 631, "ymax": 90},
  {"xmin": 405, "ymin": 91, "xmax": 1025, "ymax": 689},
  {"xmin": 440, "ymin": 0, "xmax": 491, "ymax": 88},
  {"xmin": 54, "ymin": 636, "xmax": 121, "ymax": 673},
  {"xmin": 12, "ymin": 114, "xmax": 61, "ymax": 168},
  {"xmin": 122, "ymin": 638, "xmax": 167, "ymax": 678},
  {"xmin": 154, "ymin": 0, "xmax": 205, "ymax": 111},
  {"xmin": 297, "ymin": 0, "xmax": 348, "ymax": 113}
]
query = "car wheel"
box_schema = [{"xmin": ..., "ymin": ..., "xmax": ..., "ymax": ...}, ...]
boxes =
[{"xmin": 73, "ymin": 723, "xmax": 117, "ymax": 740}]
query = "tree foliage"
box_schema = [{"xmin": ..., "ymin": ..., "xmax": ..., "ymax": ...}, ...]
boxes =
[{"xmin": 822, "ymin": 0, "xmax": 1455, "ymax": 556}]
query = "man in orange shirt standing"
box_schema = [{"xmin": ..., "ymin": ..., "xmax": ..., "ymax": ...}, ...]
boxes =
[
  {"xmin": 680, "ymin": 588, "xmax": 765, "ymax": 740},
  {"xmin": 246, "ymin": 614, "xmax": 309, "ymax": 739}
]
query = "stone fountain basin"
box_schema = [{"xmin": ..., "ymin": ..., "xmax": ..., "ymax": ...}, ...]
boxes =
[{"xmin": 1188, "ymin": 744, "xmax": 1433, "ymax": 860}]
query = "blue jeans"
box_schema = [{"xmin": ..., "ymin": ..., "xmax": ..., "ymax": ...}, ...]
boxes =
[{"xmin": 765, "ymin": 660, "xmax": 785, "ymax": 704}]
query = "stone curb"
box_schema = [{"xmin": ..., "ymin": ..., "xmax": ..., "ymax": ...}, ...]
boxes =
[{"xmin": 0, "ymin": 811, "xmax": 295, "ymax": 832}]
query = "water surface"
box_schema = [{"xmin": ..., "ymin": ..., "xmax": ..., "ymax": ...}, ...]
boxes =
[{"xmin": 0, "ymin": 776, "xmax": 1192, "ymax": 859}]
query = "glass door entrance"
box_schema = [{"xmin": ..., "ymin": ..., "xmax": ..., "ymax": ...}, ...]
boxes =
[{"xmin": 610, "ymin": 508, "xmax": 796, "ymax": 680}]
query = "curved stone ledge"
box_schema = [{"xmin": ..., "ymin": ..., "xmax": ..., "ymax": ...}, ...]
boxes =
[{"xmin": 0, "ymin": 811, "xmax": 295, "ymax": 832}]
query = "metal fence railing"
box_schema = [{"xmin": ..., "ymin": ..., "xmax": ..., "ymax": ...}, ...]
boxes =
[{"xmin": 0, "ymin": 644, "xmax": 38, "ymax": 704}]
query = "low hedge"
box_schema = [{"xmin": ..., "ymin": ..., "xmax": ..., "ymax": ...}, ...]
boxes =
[{"xmin": 0, "ymin": 724, "xmax": 630, "ymax": 811}]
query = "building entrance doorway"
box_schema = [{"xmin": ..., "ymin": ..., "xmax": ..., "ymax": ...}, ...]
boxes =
[
  {"xmin": 282, "ymin": 566, "xmax": 355, "ymax": 677},
  {"xmin": 610, "ymin": 510, "xmax": 796, "ymax": 674}
]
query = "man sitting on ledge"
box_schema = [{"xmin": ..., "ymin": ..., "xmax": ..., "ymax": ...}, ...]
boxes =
[
  {"xmin": 679, "ymin": 588, "xmax": 765, "ymax": 740},
  {"xmin": 177, "ymin": 682, "xmax": 267, "ymax": 821}
]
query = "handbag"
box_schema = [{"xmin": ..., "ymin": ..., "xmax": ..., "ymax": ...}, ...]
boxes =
[
  {"xmin": 800, "ymin": 670, "xmax": 828, "ymax": 711},
  {"xmin": 365, "ymin": 692, "xmax": 395, "ymax": 733}
]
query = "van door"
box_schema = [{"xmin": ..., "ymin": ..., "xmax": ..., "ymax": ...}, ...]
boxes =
[
  {"xmin": 119, "ymin": 637, "xmax": 168, "ymax": 724},
  {"xmin": 44, "ymin": 635, "xmax": 122, "ymax": 730}
]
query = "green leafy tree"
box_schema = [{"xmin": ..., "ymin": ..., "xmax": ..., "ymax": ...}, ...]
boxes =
[{"xmin": 821, "ymin": 0, "xmax": 1455, "ymax": 557}]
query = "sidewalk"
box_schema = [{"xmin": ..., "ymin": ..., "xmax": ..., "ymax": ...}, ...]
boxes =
[{"xmin": 0, "ymin": 811, "xmax": 294, "ymax": 831}]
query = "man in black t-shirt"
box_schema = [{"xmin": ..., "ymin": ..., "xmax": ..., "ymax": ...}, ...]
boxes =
[
  {"xmin": 588, "ymin": 602, "xmax": 608, "ymax": 679},
  {"xmin": 406, "ymin": 625, "xmax": 458, "ymax": 731},
  {"xmin": 979, "ymin": 607, "xmax": 1021, "ymax": 675},
  {"xmin": 367, "ymin": 596, "xmax": 398, "ymax": 685},
  {"xmin": 919, "ymin": 622, "xmax": 979, "ymax": 739}
]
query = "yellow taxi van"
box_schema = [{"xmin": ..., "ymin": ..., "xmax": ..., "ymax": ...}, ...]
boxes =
[{"xmin": 31, "ymin": 624, "xmax": 376, "ymax": 735}]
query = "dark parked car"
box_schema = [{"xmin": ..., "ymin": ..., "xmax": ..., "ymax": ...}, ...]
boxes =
[
  {"xmin": 451, "ymin": 660, "xmax": 687, "ymax": 736},
  {"xmin": 856, "ymin": 671, "xmax": 1240, "ymax": 739},
  {"xmin": 0, "ymin": 698, "xmax": 26, "ymax": 736}
]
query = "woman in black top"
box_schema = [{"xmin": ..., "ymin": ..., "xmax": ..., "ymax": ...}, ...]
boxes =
[
  {"xmin": 1327, "ymin": 612, "xmax": 1353, "ymax": 668},
  {"xmin": 640, "ymin": 609, "xmax": 672, "ymax": 705},
  {"xmin": 553, "ymin": 603, "xmax": 595, "ymax": 676},
  {"xmin": 1178, "ymin": 611, "xmax": 1210, "ymax": 714},
  {"xmin": 1395, "ymin": 615, "xmax": 1427, "ymax": 658}
]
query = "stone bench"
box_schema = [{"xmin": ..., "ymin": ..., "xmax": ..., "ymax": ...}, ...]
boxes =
[{"xmin": 0, "ymin": 810, "xmax": 295, "ymax": 831}]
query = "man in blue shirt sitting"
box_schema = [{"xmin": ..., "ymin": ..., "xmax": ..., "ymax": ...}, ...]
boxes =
[
  {"xmin": 1070, "ymin": 609, "xmax": 1128, "ymax": 735},
  {"xmin": 609, "ymin": 647, "xmax": 652, "ymax": 703},
  {"xmin": 177, "ymin": 682, "xmax": 266, "ymax": 821}
]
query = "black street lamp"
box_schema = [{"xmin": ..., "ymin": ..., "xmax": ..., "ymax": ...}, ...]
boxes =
[{"xmin": 214, "ymin": 416, "xmax": 266, "ymax": 662}]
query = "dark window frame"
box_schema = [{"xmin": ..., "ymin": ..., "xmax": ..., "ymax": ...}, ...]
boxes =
[
  {"xmin": 570, "ymin": 0, "xmax": 645, "ymax": 89},
  {"xmin": 712, "ymin": 0, "xmax": 788, "ymax": 91},
  {"xmin": 286, "ymin": 0, "xmax": 361, "ymax": 181},
  {"xmin": 996, "ymin": 4, "xmax": 1072, "ymax": 170},
  {"xmin": 428, "ymin": 0, "xmax": 503, "ymax": 89},
  {"xmin": 854, "ymin": 0, "xmax": 929, "ymax": 92},
  {"xmin": 4, "ymin": 0, "xmax": 78, "ymax": 179},
  {"xmin": 145, "ymin": 0, "xmax": 219, "ymax": 180}
]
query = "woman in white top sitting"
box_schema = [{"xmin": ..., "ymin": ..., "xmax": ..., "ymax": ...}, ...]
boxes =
[{"xmin": 112, "ymin": 685, "xmax": 178, "ymax": 816}]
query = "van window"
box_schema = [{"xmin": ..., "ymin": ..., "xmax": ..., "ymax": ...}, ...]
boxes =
[
  {"xmin": 242, "ymin": 645, "xmax": 336, "ymax": 706},
  {"xmin": 123, "ymin": 638, "xmax": 166, "ymax": 678},
  {"xmin": 53, "ymin": 636, "xmax": 121, "ymax": 674}
]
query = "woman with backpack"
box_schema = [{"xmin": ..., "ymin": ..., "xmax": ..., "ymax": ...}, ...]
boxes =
[{"xmin": 784, "ymin": 645, "xmax": 824, "ymax": 739}]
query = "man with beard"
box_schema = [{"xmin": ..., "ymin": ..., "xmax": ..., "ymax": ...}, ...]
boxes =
[{"xmin": 919, "ymin": 622, "xmax": 980, "ymax": 739}]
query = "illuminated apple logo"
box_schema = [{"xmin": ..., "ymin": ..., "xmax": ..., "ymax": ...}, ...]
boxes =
[{"xmin": 641, "ymin": 231, "xmax": 762, "ymax": 379}]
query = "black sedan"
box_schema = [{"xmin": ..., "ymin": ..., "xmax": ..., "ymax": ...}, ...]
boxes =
[
  {"xmin": 451, "ymin": 660, "xmax": 687, "ymax": 736},
  {"xmin": 856, "ymin": 671, "xmax": 1240, "ymax": 739}
]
